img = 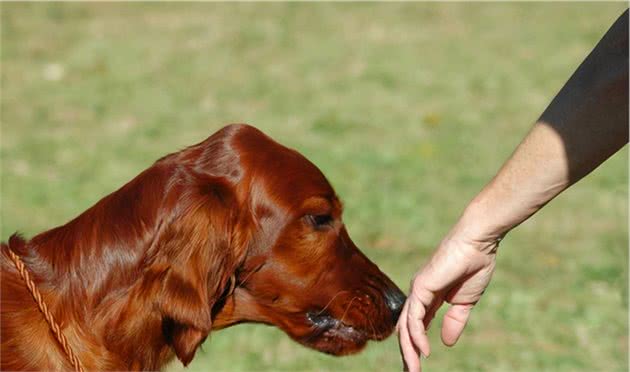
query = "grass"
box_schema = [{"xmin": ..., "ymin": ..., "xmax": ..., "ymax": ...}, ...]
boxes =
[{"xmin": 1, "ymin": 3, "xmax": 627, "ymax": 371}]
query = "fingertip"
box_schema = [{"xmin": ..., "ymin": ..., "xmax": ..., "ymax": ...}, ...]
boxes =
[
  {"xmin": 407, "ymin": 311, "xmax": 431, "ymax": 359},
  {"xmin": 441, "ymin": 321, "xmax": 463, "ymax": 347},
  {"xmin": 440, "ymin": 322, "xmax": 458, "ymax": 347},
  {"xmin": 441, "ymin": 304, "xmax": 473, "ymax": 347},
  {"xmin": 399, "ymin": 319, "xmax": 421, "ymax": 372},
  {"xmin": 441, "ymin": 332, "xmax": 459, "ymax": 347}
]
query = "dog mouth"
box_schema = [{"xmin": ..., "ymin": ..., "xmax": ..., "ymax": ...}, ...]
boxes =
[{"xmin": 305, "ymin": 311, "xmax": 365, "ymax": 342}]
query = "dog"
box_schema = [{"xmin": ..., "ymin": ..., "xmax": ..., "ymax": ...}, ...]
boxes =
[{"xmin": 1, "ymin": 124, "xmax": 406, "ymax": 370}]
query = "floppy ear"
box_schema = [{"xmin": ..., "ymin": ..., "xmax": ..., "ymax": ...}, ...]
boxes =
[
  {"xmin": 159, "ymin": 264, "xmax": 213, "ymax": 365},
  {"xmin": 153, "ymin": 180, "xmax": 246, "ymax": 366}
]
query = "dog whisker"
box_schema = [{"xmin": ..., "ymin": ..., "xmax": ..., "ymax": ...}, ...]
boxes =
[{"xmin": 316, "ymin": 290, "xmax": 350, "ymax": 316}]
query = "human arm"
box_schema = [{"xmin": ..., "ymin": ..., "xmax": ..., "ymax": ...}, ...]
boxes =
[{"xmin": 398, "ymin": 9, "xmax": 628, "ymax": 372}]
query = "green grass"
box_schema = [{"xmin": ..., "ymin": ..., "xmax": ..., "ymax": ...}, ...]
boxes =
[{"xmin": 1, "ymin": 3, "xmax": 627, "ymax": 371}]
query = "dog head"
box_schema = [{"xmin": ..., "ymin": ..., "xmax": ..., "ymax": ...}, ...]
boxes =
[{"xmin": 154, "ymin": 124, "xmax": 405, "ymax": 363}]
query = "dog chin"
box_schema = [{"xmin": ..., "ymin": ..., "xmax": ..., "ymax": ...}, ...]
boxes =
[{"xmin": 298, "ymin": 312, "xmax": 369, "ymax": 356}]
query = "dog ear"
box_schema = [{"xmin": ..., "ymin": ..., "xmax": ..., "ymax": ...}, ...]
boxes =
[
  {"xmin": 159, "ymin": 265, "xmax": 213, "ymax": 365},
  {"xmin": 170, "ymin": 325, "xmax": 209, "ymax": 366},
  {"xmin": 154, "ymin": 180, "xmax": 246, "ymax": 366}
]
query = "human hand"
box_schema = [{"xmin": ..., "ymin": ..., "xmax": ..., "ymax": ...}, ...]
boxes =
[
  {"xmin": 397, "ymin": 10, "xmax": 628, "ymax": 372},
  {"xmin": 397, "ymin": 234, "xmax": 498, "ymax": 372}
]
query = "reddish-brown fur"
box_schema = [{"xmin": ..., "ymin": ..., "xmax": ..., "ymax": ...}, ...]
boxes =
[{"xmin": 1, "ymin": 124, "xmax": 405, "ymax": 371}]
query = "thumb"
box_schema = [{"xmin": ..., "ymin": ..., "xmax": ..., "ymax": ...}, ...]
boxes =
[{"xmin": 440, "ymin": 303, "xmax": 474, "ymax": 346}]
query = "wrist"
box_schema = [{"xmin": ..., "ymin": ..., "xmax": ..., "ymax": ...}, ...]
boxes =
[{"xmin": 448, "ymin": 196, "xmax": 509, "ymax": 253}]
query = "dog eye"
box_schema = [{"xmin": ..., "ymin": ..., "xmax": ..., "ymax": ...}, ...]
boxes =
[{"xmin": 305, "ymin": 214, "xmax": 333, "ymax": 229}]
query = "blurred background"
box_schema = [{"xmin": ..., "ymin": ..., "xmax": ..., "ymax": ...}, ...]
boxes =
[{"xmin": 1, "ymin": 3, "xmax": 627, "ymax": 371}]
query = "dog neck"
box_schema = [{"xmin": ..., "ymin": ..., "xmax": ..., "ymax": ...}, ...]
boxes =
[
  {"xmin": 2, "ymin": 152, "xmax": 248, "ymax": 370},
  {"xmin": 1, "ymin": 164, "xmax": 186, "ymax": 370}
]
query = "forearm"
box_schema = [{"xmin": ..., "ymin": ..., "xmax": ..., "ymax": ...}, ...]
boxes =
[{"xmin": 454, "ymin": 10, "xmax": 628, "ymax": 245}]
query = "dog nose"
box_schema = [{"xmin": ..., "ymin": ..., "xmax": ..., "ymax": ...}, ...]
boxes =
[{"xmin": 384, "ymin": 288, "xmax": 407, "ymax": 323}]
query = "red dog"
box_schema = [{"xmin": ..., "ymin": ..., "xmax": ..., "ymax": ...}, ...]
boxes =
[{"xmin": 1, "ymin": 124, "xmax": 405, "ymax": 371}]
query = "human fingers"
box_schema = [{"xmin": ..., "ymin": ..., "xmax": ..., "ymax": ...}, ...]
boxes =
[
  {"xmin": 398, "ymin": 301, "xmax": 421, "ymax": 372},
  {"xmin": 407, "ymin": 287, "xmax": 432, "ymax": 358},
  {"xmin": 441, "ymin": 303, "xmax": 475, "ymax": 347}
]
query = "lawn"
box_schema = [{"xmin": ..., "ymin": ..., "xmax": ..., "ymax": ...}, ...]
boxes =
[{"xmin": 1, "ymin": 3, "xmax": 627, "ymax": 371}]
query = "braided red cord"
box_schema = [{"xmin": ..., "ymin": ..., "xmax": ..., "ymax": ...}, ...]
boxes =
[{"xmin": 7, "ymin": 248, "xmax": 86, "ymax": 372}]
